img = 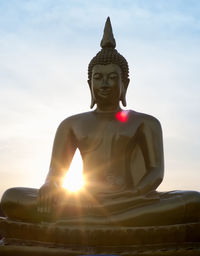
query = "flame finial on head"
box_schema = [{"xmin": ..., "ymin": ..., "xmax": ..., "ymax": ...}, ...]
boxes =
[{"xmin": 100, "ymin": 17, "xmax": 116, "ymax": 49}]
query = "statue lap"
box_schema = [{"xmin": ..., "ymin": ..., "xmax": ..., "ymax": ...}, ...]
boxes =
[{"xmin": 1, "ymin": 187, "xmax": 200, "ymax": 226}]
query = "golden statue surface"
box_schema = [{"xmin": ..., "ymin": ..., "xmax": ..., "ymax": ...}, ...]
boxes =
[{"xmin": 0, "ymin": 17, "xmax": 200, "ymax": 255}]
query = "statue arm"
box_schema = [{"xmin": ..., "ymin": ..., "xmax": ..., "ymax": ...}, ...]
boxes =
[
  {"xmin": 45, "ymin": 119, "xmax": 77, "ymax": 186},
  {"xmin": 38, "ymin": 119, "xmax": 77, "ymax": 214},
  {"xmin": 134, "ymin": 118, "xmax": 164, "ymax": 195}
]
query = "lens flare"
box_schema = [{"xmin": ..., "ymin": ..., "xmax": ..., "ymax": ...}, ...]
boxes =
[
  {"xmin": 62, "ymin": 150, "xmax": 85, "ymax": 192},
  {"xmin": 116, "ymin": 110, "xmax": 129, "ymax": 122}
]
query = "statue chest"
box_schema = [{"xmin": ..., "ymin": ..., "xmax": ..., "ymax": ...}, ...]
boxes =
[
  {"xmin": 76, "ymin": 118, "xmax": 138, "ymax": 156},
  {"xmin": 72, "ymin": 117, "xmax": 140, "ymax": 189}
]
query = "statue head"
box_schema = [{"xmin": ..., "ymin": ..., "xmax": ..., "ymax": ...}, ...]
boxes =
[{"xmin": 88, "ymin": 17, "xmax": 130, "ymax": 108}]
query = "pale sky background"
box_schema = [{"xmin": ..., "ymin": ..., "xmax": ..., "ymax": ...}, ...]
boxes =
[{"xmin": 0, "ymin": 0, "xmax": 200, "ymax": 198}]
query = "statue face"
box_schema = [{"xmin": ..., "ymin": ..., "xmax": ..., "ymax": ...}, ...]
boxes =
[{"xmin": 91, "ymin": 64, "xmax": 124, "ymax": 106}]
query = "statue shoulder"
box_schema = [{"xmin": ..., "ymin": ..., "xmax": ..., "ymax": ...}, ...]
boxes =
[
  {"xmin": 129, "ymin": 110, "xmax": 162, "ymax": 131},
  {"xmin": 57, "ymin": 111, "xmax": 94, "ymax": 130}
]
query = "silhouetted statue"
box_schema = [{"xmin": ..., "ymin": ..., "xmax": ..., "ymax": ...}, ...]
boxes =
[{"xmin": 1, "ymin": 17, "xmax": 200, "ymax": 226}]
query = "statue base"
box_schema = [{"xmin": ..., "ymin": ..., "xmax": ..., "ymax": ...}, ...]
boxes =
[{"xmin": 0, "ymin": 217, "xmax": 200, "ymax": 255}]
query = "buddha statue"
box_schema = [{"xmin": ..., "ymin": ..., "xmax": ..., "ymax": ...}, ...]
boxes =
[{"xmin": 1, "ymin": 17, "xmax": 200, "ymax": 227}]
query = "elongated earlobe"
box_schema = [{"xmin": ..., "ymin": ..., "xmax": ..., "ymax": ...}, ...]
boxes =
[
  {"xmin": 88, "ymin": 80, "xmax": 96, "ymax": 109},
  {"xmin": 120, "ymin": 89, "xmax": 127, "ymax": 107},
  {"xmin": 90, "ymin": 97, "xmax": 96, "ymax": 108},
  {"xmin": 121, "ymin": 79, "xmax": 129, "ymax": 106},
  {"xmin": 121, "ymin": 94, "xmax": 127, "ymax": 107}
]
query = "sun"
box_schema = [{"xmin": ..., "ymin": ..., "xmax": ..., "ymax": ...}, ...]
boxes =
[{"xmin": 62, "ymin": 150, "xmax": 85, "ymax": 192}]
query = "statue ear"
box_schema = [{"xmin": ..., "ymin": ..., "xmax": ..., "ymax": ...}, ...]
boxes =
[
  {"xmin": 88, "ymin": 80, "xmax": 96, "ymax": 109},
  {"xmin": 121, "ymin": 79, "xmax": 129, "ymax": 107}
]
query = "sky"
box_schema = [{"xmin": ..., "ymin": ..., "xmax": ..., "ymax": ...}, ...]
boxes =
[{"xmin": 0, "ymin": 0, "xmax": 200, "ymax": 198}]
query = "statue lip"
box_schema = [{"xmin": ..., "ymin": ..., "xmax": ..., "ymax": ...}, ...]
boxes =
[{"xmin": 98, "ymin": 89, "xmax": 112, "ymax": 96}]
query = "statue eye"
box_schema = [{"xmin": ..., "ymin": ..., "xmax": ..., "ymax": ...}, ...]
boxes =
[
  {"xmin": 93, "ymin": 73, "xmax": 102, "ymax": 80},
  {"xmin": 109, "ymin": 73, "xmax": 118, "ymax": 79}
]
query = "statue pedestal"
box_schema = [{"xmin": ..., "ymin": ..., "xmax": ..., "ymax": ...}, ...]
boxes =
[{"xmin": 0, "ymin": 217, "xmax": 200, "ymax": 255}]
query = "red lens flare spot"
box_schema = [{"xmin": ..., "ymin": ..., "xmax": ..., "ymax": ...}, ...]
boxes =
[{"xmin": 115, "ymin": 111, "xmax": 129, "ymax": 123}]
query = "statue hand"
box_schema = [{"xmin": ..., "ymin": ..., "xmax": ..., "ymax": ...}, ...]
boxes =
[{"xmin": 37, "ymin": 182, "xmax": 58, "ymax": 215}]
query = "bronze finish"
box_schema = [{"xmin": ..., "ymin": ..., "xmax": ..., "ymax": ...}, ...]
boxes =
[
  {"xmin": 0, "ymin": 17, "xmax": 200, "ymax": 255},
  {"xmin": 2, "ymin": 17, "xmax": 200, "ymax": 226}
]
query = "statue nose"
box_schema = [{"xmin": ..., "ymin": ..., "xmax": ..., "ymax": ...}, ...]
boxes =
[{"xmin": 101, "ymin": 79, "xmax": 110, "ymax": 89}]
